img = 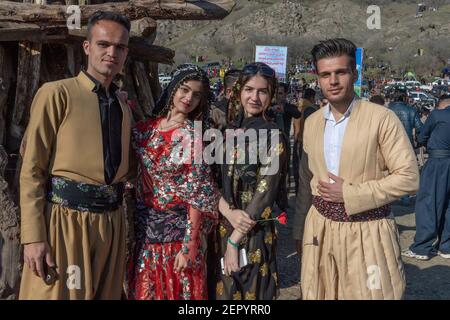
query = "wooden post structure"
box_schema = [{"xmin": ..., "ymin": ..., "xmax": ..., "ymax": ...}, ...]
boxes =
[
  {"xmin": 10, "ymin": 41, "xmax": 41, "ymax": 151},
  {"xmin": 0, "ymin": 145, "xmax": 21, "ymax": 300}
]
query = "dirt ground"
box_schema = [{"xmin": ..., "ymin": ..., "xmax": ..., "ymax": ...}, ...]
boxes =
[{"xmin": 276, "ymin": 194, "xmax": 450, "ymax": 300}]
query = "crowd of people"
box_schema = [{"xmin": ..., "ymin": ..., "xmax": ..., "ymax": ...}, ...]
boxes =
[{"xmin": 17, "ymin": 11, "xmax": 450, "ymax": 300}]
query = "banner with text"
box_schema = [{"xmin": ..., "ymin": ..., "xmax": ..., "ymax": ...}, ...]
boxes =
[{"xmin": 255, "ymin": 45, "xmax": 288, "ymax": 81}]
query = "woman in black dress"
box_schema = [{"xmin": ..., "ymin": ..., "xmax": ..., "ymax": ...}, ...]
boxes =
[{"xmin": 215, "ymin": 63, "xmax": 287, "ymax": 300}]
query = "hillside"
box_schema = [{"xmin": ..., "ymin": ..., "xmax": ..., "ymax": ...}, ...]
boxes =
[{"xmin": 155, "ymin": 0, "xmax": 450, "ymax": 76}]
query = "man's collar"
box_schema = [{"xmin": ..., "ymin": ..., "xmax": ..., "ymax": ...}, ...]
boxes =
[
  {"xmin": 323, "ymin": 96, "xmax": 358, "ymax": 122},
  {"xmin": 79, "ymin": 70, "xmax": 118, "ymax": 94}
]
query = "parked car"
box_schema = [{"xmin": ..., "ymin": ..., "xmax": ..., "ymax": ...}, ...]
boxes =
[
  {"xmin": 405, "ymin": 81, "xmax": 421, "ymax": 90},
  {"xmin": 432, "ymin": 79, "xmax": 449, "ymax": 87},
  {"xmin": 408, "ymin": 91, "xmax": 437, "ymax": 107},
  {"xmin": 419, "ymin": 84, "xmax": 433, "ymax": 91}
]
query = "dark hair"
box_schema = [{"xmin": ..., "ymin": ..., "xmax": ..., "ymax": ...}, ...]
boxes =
[
  {"xmin": 165, "ymin": 74, "xmax": 210, "ymax": 121},
  {"xmin": 369, "ymin": 95, "xmax": 385, "ymax": 106},
  {"xmin": 223, "ymin": 69, "xmax": 241, "ymax": 91},
  {"xmin": 311, "ymin": 38, "xmax": 357, "ymax": 72},
  {"xmin": 392, "ymin": 90, "xmax": 407, "ymax": 102},
  {"xmin": 303, "ymin": 88, "xmax": 316, "ymax": 101},
  {"xmin": 87, "ymin": 11, "xmax": 131, "ymax": 40},
  {"xmin": 278, "ymin": 82, "xmax": 289, "ymax": 93}
]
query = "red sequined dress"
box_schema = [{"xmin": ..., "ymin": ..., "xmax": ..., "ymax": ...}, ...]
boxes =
[{"xmin": 127, "ymin": 118, "xmax": 220, "ymax": 300}]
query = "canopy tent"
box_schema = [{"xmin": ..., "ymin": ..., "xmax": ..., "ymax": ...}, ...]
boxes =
[{"xmin": 404, "ymin": 71, "xmax": 416, "ymax": 80}]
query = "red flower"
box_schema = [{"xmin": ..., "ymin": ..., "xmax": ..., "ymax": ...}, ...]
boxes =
[{"xmin": 276, "ymin": 212, "xmax": 287, "ymax": 225}]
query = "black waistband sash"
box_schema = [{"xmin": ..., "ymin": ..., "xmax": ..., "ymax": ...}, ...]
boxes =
[
  {"xmin": 47, "ymin": 176, "xmax": 124, "ymax": 213},
  {"xmin": 134, "ymin": 203, "xmax": 188, "ymax": 244},
  {"xmin": 428, "ymin": 149, "xmax": 450, "ymax": 159}
]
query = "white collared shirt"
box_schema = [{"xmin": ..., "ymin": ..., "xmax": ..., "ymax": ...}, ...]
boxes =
[{"xmin": 323, "ymin": 97, "xmax": 358, "ymax": 179}]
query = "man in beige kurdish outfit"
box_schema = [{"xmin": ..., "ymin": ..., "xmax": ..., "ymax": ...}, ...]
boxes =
[
  {"xmin": 293, "ymin": 39, "xmax": 419, "ymax": 300},
  {"xmin": 19, "ymin": 12, "xmax": 133, "ymax": 299}
]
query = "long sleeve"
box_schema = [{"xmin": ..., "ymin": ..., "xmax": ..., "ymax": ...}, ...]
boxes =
[
  {"xmin": 178, "ymin": 130, "xmax": 220, "ymax": 233},
  {"xmin": 303, "ymin": 106, "xmax": 317, "ymax": 119},
  {"xmin": 418, "ymin": 112, "xmax": 436, "ymax": 147},
  {"xmin": 342, "ymin": 111, "xmax": 420, "ymax": 215},
  {"xmin": 292, "ymin": 148, "xmax": 313, "ymax": 240},
  {"xmin": 413, "ymin": 110, "xmax": 424, "ymax": 141},
  {"xmin": 20, "ymin": 83, "xmax": 66, "ymax": 244},
  {"xmin": 286, "ymin": 103, "xmax": 302, "ymax": 119},
  {"xmin": 181, "ymin": 206, "xmax": 202, "ymax": 268},
  {"xmin": 244, "ymin": 130, "xmax": 286, "ymax": 220}
]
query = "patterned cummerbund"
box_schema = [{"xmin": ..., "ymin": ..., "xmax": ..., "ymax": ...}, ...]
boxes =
[
  {"xmin": 312, "ymin": 196, "xmax": 390, "ymax": 222},
  {"xmin": 47, "ymin": 176, "xmax": 124, "ymax": 213},
  {"xmin": 134, "ymin": 203, "xmax": 188, "ymax": 244}
]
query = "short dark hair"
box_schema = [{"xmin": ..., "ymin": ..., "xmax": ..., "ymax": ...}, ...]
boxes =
[
  {"xmin": 278, "ymin": 82, "xmax": 289, "ymax": 93},
  {"xmin": 311, "ymin": 38, "xmax": 357, "ymax": 72},
  {"xmin": 223, "ymin": 69, "xmax": 241, "ymax": 91},
  {"xmin": 303, "ymin": 88, "xmax": 316, "ymax": 101},
  {"xmin": 369, "ymin": 95, "xmax": 385, "ymax": 106},
  {"xmin": 87, "ymin": 11, "xmax": 131, "ymax": 40}
]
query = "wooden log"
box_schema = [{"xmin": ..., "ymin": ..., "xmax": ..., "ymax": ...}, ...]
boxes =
[
  {"xmin": 0, "ymin": 22, "xmax": 68, "ymax": 42},
  {"xmin": 129, "ymin": 41, "xmax": 174, "ymax": 65},
  {"xmin": 0, "ymin": 0, "xmax": 236, "ymax": 23},
  {"xmin": 132, "ymin": 60, "xmax": 154, "ymax": 116},
  {"xmin": 64, "ymin": 18, "xmax": 157, "ymax": 43},
  {"xmin": 0, "ymin": 16, "xmax": 157, "ymax": 44},
  {"xmin": 131, "ymin": 17, "xmax": 157, "ymax": 38},
  {"xmin": 119, "ymin": 61, "xmax": 145, "ymax": 121},
  {"xmin": 9, "ymin": 41, "xmax": 41, "ymax": 152},
  {"xmin": 66, "ymin": 44, "xmax": 76, "ymax": 76},
  {"xmin": 0, "ymin": 21, "xmax": 166, "ymax": 64},
  {"xmin": 0, "ymin": 145, "xmax": 21, "ymax": 300},
  {"xmin": 66, "ymin": 43, "xmax": 83, "ymax": 76},
  {"xmin": 131, "ymin": 17, "xmax": 157, "ymax": 45},
  {"xmin": 146, "ymin": 61, "xmax": 161, "ymax": 102},
  {"xmin": 0, "ymin": 45, "xmax": 14, "ymax": 147},
  {"xmin": 40, "ymin": 44, "xmax": 71, "ymax": 83},
  {"xmin": 67, "ymin": 29, "xmax": 174, "ymax": 64}
]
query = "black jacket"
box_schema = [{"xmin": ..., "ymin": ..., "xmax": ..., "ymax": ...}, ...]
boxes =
[{"xmin": 268, "ymin": 102, "xmax": 301, "ymax": 140}]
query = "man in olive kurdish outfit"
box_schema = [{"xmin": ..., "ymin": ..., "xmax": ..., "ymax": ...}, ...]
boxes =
[
  {"xmin": 19, "ymin": 12, "xmax": 133, "ymax": 299},
  {"xmin": 293, "ymin": 39, "xmax": 419, "ymax": 299}
]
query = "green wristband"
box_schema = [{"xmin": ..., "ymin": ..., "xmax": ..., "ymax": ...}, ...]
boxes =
[{"xmin": 227, "ymin": 237, "xmax": 239, "ymax": 249}]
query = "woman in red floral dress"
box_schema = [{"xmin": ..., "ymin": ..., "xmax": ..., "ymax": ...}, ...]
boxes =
[{"xmin": 128, "ymin": 66, "xmax": 220, "ymax": 300}]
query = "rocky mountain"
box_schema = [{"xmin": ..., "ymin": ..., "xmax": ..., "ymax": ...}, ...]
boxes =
[{"xmin": 155, "ymin": 0, "xmax": 450, "ymax": 75}]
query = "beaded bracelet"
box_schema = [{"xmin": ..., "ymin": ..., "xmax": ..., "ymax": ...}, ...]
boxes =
[{"xmin": 227, "ymin": 237, "xmax": 239, "ymax": 249}]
